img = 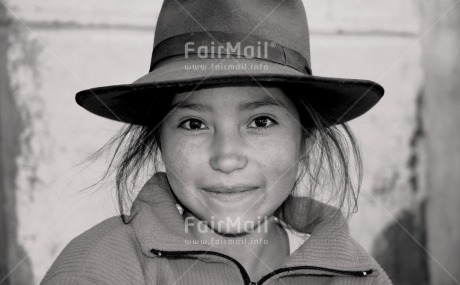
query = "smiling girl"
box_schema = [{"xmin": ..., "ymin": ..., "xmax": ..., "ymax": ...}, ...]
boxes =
[
  {"xmin": 42, "ymin": 0, "xmax": 392, "ymax": 284},
  {"xmin": 162, "ymin": 86, "xmax": 302, "ymax": 280}
]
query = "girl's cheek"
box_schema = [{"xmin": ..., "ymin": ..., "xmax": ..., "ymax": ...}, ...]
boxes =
[
  {"xmin": 166, "ymin": 139, "xmax": 208, "ymax": 169},
  {"xmin": 252, "ymin": 135, "xmax": 299, "ymax": 162}
]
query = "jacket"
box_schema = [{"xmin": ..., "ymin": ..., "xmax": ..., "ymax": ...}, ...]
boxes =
[{"xmin": 41, "ymin": 172, "xmax": 393, "ymax": 285}]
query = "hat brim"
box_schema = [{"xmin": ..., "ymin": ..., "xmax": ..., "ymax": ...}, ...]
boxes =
[{"xmin": 76, "ymin": 57, "xmax": 384, "ymax": 126}]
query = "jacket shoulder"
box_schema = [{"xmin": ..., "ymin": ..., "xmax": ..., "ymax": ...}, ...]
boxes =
[
  {"xmin": 347, "ymin": 238, "xmax": 393, "ymax": 285},
  {"xmin": 41, "ymin": 217, "xmax": 145, "ymax": 285}
]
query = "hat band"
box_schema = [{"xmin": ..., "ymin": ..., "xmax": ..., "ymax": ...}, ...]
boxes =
[{"xmin": 149, "ymin": 31, "xmax": 312, "ymax": 75}]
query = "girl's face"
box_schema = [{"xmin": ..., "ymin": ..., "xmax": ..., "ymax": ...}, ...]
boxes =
[{"xmin": 160, "ymin": 86, "xmax": 303, "ymax": 234}]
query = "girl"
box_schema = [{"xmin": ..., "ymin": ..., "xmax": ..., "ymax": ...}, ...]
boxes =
[{"xmin": 42, "ymin": 0, "xmax": 393, "ymax": 284}]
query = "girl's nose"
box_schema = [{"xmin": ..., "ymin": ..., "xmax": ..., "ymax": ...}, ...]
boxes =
[{"xmin": 209, "ymin": 129, "xmax": 248, "ymax": 173}]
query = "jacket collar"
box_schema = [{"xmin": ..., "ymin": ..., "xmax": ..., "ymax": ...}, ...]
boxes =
[{"xmin": 126, "ymin": 172, "xmax": 380, "ymax": 276}]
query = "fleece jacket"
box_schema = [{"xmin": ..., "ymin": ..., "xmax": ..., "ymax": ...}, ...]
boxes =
[{"xmin": 42, "ymin": 172, "xmax": 393, "ymax": 285}]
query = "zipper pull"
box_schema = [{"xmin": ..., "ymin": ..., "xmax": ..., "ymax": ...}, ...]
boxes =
[
  {"xmin": 151, "ymin": 249, "xmax": 162, "ymax": 257},
  {"xmin": 362, "ymin": 269, "xmax": 373, "ymax": 276}
]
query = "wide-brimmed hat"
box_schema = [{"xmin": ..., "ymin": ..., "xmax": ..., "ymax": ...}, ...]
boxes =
[{"xmin": 76, "ymin": 0, "xmax": 384, "ymax": 126}]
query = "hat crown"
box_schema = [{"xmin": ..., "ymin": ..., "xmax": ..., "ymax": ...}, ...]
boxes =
[
  {"xmin": 77, "ymin": 0, "xmax": 383, "ymax": 127},
  {"xmin": 153, "ymin": 0, "xmax": 311, "ymax": 69}
]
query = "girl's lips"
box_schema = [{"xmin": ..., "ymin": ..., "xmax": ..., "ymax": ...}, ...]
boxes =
[
  {"xmin": 202, "ymin": 186, "xmax": 259, "ymax": 193},
  {"xmin": 202, "ymin": 187, "xmax": 260, "ymax": 202}
]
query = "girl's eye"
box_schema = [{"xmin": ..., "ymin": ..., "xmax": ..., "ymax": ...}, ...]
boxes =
[
  {"xmin": 248, "ymin": 116, "xmax": 277, "ymax": 129},
  {"xmin": 179, "ymin": 119, "xmax": 207, "ymax": 130}
]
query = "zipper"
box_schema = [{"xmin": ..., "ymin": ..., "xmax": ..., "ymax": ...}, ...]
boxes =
[
  {"xmin": 151, "ymin": 249, "xmax": 251, "ymax": 284},
  {"xmin": 151, "ymin": 248, "xmax": 372, "ymax": 285},
  {"xmin": 256, "ymin": 266, "xmax": 372, "ymax": 284}
]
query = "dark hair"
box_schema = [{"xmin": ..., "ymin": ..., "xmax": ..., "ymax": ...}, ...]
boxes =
[{"xmin": 89, "ymin": 85, "xmax": 363, "ymax": 227}]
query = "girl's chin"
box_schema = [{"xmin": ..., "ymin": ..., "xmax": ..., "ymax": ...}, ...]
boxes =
[{"xmin": 212, "ymin": 228, "xmax": 255, "ymax": 237}]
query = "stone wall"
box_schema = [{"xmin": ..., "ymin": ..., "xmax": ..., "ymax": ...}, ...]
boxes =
[
  {"xmin": 420, "ymin": 1, "xmax": 460, "ymax": 284},
  {"xmin": 1, "ymin": 0, "xmax": 456, "ymax": 284}
]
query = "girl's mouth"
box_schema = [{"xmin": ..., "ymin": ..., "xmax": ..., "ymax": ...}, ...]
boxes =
[{"xmin": 202, "ymin": 186, "xmax": 260, "ymax": 202}]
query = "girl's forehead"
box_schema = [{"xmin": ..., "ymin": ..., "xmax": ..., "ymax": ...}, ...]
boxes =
[{"xmin": 171, "ymin": 85, "xmax": 295, "ymax": 112}]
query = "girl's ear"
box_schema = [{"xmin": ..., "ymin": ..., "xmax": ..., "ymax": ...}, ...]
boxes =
[
  {"xmin": 305, "ymin": 135, "xmax": 316, "ymax": 153},
  {"xmin": 299, "ymin": 129, "xmax": 314, "ymax": 155},
  {"xmin": 156, "ymin": 127, "xmax": 164, "ymax": 154},
  {"xmin": 156, "ymin": 150, "xmax": 167, "ymax": 173},
  {"xmin": 157, "ymin": 141, "xmax": 162, "ymax": 153}
]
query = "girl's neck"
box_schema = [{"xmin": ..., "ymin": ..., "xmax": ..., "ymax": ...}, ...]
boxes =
[{"xmin": 182, "ymin": 211, "xmax": 290, "ymax": 281}]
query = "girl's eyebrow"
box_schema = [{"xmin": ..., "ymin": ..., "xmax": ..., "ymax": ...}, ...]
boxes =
[
  {"xmin": 239, "ymin": 97, "xmax": 287, "ymax": 111},
  {"xmin": 170, "ymin": 97, "xmax": 287, "ymax": 112},
  {"xmin": 170, "ymin": 102, "xmax": 213, "ymax": 112}
]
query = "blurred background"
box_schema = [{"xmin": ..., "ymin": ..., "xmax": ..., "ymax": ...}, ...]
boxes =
[{"xmin": 0, "ymin": 0, "xmax": 459, "ymax": 284}]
